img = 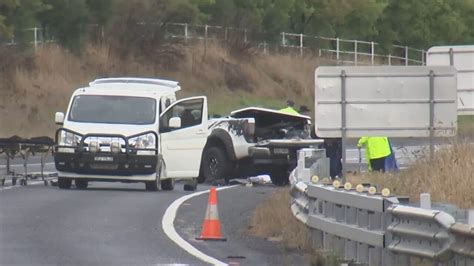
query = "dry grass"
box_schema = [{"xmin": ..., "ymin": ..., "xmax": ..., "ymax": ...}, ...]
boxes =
[
  {"xmin": 248, "ymin": 188, "xmax": 342, "ymax": 266},
  {"xmin": 347, "ymin": 140, "xmax": 474, "ymax": 209},
  {"xmin": 249, "ymin": 188, "xmax": 310, "ymax": 251},
  {"xmin": 0, "ymin": 42, "xmax": 323, "ymax": 138}
]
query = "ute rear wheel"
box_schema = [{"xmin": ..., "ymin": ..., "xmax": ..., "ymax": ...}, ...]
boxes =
[
  {"xmin": 269, "ymin": 166, "xmax": 290, "ymax": 186},
  {"xmin": 58, "ymin": 177, "xmax": 72, "ymax": 189},
  {"xmin": 202, "ymin": 146, "xmax": 233, "ymax": 183}
]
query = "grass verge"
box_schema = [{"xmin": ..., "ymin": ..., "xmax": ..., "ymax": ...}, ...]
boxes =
[
  {"xmin": 347, "ymin": 139, "xmax": 474, "ymax": 209},
  {"xmin": 248, "ymin": 188, "xmax": 342, "ymax": 266},
  {"xmin": 0, "ymin": 43, "xmax": 323, "ymax": 138}
]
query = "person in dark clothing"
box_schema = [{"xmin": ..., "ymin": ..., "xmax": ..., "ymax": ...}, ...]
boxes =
[
  {"xmin": 323, "ymin": 138, "xmax": 343, "ymax": 179},
  {"xmin": 298, "ymin": 105, "xmax": 311, "ymax": 116}
]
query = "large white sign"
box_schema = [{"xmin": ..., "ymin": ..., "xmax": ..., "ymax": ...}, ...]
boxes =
[
  {"xmin": 314, "ymin": 66, "xmax": 457, "ymax": 138},
  {"xmin": 426, "ymin": 45, "xmax": 474, "ymax": 115}
]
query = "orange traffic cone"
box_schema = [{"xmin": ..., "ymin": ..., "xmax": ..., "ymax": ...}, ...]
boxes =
[{"xmin": 196, "ymin": 186, "xmax": 226, "ymax": 241}]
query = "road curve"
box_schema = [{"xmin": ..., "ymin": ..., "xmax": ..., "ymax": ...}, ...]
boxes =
[{"xmin": 0, "ymin": 182, "xmax": 209, "ymax": 265}]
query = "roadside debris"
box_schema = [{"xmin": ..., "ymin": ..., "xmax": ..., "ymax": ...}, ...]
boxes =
[{"xmin": 229, "ymin": 174, "xmax": 273, "ymax": 186}]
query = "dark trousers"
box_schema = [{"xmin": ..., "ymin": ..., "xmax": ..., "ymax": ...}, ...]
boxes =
[{"xmin": 370, "ymin": 157, "xmax": 387, "ymax": 172}]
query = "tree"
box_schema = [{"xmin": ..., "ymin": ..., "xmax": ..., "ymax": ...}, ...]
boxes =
[
  {"xmin": 0, "ymin": 0, "xmax": 49, "ymax": 46},
  {"xmin": 0, "ymin": 0, "xmax": 20, "ymax": 38},
  {"xmin": 37, "ymin": 0, "xmax": 90, "ymax": 54},
  {"xmin": 376, "ymin": 0, "xmax": 472, "ymax": 50}
]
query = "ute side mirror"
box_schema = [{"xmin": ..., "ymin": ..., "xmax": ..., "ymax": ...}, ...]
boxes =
[
  {"xmin": 169, "ymin": 117, "xmax": 181, "ymax": 129},
  {"xmin": 55, "ymin": 112, "xmax": 65, "ymax": 125}
]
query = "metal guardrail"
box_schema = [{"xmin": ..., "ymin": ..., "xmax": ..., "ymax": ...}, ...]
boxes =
[{"xmin": 290, "ymin": 148, "xmax": 474, "ymax": 266}]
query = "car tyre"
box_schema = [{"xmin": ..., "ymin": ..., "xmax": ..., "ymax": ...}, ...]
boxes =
[
  {"xmin": 145, "ymin": 175, "xmax": 160, "ymax": 192},
  {"xmin": 75, "ymin": 179, "xmax": 88, "ymax": 189},
  {"xmin": 161, "ymin": 178, "xmax": 174, "ymax": 191},
  {"xmin": 202, "ymin": 146, "xmax": 232, "ymax": 183},
  {"xmin": 58, "ymin": 177, "xmax": 72, "ymax": 189},
  {"xmin": 269, "ymin": 167, "xmax": 289, "ymax": 186}
]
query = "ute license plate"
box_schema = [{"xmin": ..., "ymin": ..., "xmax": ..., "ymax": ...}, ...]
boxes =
[
  {"xmin": 94, "ymin": 156, "xmax": 114, "ymax": 162},
  {"xmin": 273, "ymin": 148, "xmax": 289, "ymax": 155}
]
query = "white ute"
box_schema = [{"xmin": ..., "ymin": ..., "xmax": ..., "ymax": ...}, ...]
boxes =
[{"xmin": 54, "ymin": 78, "xmax": 208, "ymax": 191}]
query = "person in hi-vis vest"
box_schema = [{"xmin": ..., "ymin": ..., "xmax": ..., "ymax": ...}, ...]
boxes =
[
  {"xmin": 357, "ymin": 137, "xmax": 391, "ymax": 172},
  {"xmin": 279, "ymin": 100, "xmax": 299, "ymax": 115}
]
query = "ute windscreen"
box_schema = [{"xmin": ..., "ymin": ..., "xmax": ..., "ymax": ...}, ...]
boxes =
[{"xmin": 68, "ymin": 95, "xmax": 156, "ymax": 124}]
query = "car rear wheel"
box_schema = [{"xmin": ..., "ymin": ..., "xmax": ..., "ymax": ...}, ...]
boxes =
[
  {"xmin": 75, "ymin": 179, "xmax": 88, "ymax": 189},
  {"xmin": 58, "ymin": 177, "xmax": 72, "ymax": 189}
]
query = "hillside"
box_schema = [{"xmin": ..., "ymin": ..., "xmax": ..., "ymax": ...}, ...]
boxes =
[{"xmin": 0, "ymin": 43, "xmax": 326, "ymax": 138}]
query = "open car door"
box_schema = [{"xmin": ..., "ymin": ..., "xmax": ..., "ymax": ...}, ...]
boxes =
[{"xmin": 159, "ymin": 96, "xmax": 208, "ymax": 178}]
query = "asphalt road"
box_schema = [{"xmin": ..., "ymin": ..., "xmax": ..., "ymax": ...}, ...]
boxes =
[
  {"xmin": 1, "ymin": 178, "xmax": 300, "ymax": 265},
  {"xmin": 0, "ymin": 182, "xmax": 210, "ymax": 265},
  {"xmin": 176, "ymin": 185, "xmax": 308, "ymax": 265}
]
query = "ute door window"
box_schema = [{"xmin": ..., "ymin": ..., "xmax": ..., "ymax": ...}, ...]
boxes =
[{"xmin": 160, "ymin": 98, "xmax": 203, "ymax": 133}]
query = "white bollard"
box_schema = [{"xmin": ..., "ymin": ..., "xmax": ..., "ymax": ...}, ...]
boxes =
[{"xmin": 420, "ymin": 193, "xmax": 431, "ymax": 209}]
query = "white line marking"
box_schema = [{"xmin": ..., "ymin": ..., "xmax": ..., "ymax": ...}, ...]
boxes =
[{"xmin": 162, "ymin": 185, "xmax": 238, "ymax": 266}]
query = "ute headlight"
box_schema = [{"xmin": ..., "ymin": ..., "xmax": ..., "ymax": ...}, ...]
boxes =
[
  {"xmin": 58, "ymin": 130, "xmax": 82, "ymax": 147},
  {"xmin": 128, "ymin": 133, "xmax": 156, "ymax": 150}
]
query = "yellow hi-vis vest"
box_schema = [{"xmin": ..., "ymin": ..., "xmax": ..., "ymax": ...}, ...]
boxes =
[
  {"xmin": 357, "ymin": 137, "xmax": 391, "ymax": 160},
  {"xmin": 279, "ymin": 107, "xmax": 299, "ymax": 115}
]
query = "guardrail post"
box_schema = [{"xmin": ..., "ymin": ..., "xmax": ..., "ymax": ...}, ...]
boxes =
[
  {"xmin": 388, "ymin": 54, "xmax": 392, "ymax": 66},
  {"xmin": 405, "ymin": 46, "xmax": 409, "ymax": 66},
  {"xmin": 420, "ymin": 193, "xmax": 431, "ymax": 209},
  {"xmin": 281, "ymin": 32, "xmax": 286, "ymax": 47},
  {"xmin": 300, "ymin": 33, "xmax": 303, "ymax": 58},
  {"xmin": 354, "ymin": 40, "xmax": 358, "ymax": 65},
  {"xmin": 224, "ymin": 27, "xmax": 228, "ymax": 41},
  {"xmin": 204, "ymin": 24, "xmax": 208, "ymax": 39},
  {"xmin": 184, "ymin": 23, "xmax": 188, "ymax": 44},
  {"xmin": 371, "ymin": 41, "xmax": 375, "ymax": 65},
  {"xmin": 336, "ymin": 38, "xmax": 340, "ymax": 62}
]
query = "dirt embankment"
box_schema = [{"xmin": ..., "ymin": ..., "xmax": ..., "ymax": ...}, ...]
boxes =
[{"xmin": 0, "ymin": 43, "xmax": 324, "ymax": 138}]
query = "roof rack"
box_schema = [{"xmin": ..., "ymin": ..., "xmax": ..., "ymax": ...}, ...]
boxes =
[{"xmin": 89, "ymin": 78, "xmax": 180, "ymax": 88}]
